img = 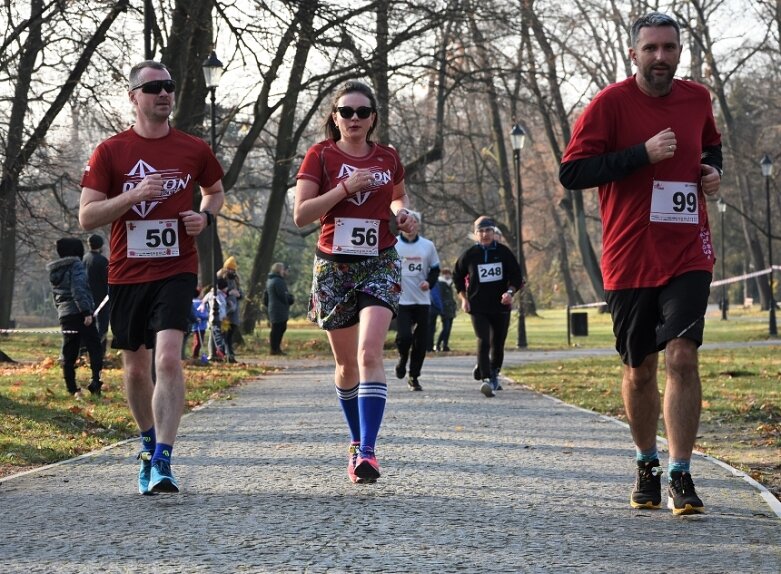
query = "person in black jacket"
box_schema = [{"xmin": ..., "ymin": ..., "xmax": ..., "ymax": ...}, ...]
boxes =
[
  {"xmin": 83, "ymin": 233, "xmax": 109, "ymax": 355},
  {"xmin": 266, "ymin": 262, "xmax": 294, "ymax": 355},
  {"xmin": 47, "ymin": 237, "xmax": 104, "ymax": 398},
  {"xmin": 453, "ymin": 216, "xmax": 523, "ymax": 398}
]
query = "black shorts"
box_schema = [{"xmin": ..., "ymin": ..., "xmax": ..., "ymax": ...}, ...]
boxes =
[
  {"xmin": 604, "ymin": 271, "xmax": 711, "ymax": 368},
  {"xmin": 109, "ymin": 273, "xmax": 197, "ymax": 351}
]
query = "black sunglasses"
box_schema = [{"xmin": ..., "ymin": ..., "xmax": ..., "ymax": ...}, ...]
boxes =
[
  {"xmin": 336, "ymin": 106, "xmax": 374, "ymax": 119},
  {"xmin": 131, "ymin": 79, "xmax": 176, "ymax": 94}
]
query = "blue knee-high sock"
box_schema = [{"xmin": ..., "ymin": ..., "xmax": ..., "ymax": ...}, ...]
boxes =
[
  {"xmin": 140, "ymin": 426, "xmax": 156, "ymax": 454},
  {"xmin": 151, "ymin": 443, "xmax": 173, "ymax": 464},
  {"xmin": 358, "ymin": 382, "xmax": 387, "ymax": 452},
  {"xmin": 335, "ymin": 383, "xmax": 360, "ymax": 442}
]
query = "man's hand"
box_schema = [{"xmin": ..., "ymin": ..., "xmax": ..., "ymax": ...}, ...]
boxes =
[
  {"xmin": 419, "ymin": 280, "xmax": 430, "ymax": 291},
  {"xmin": 396, "ymin": 209, "xmax": 416, "ymax": 233},
  {"xmin": 83, "ymin": 315, "xmax": 93, "ymax": 326},
  {"xmin": 645, "ymin": 127, "xmax": 677, "ymax": 164},
  {"xmin": 180, "ymin": 210, "xmax": 208, "ymax": 236},
  {"xmin": 700, "ymin": 164, "xmax": 721, "ymax": 196},
  {"xmin": 133, "ymin": 173, "xmax": 164, "ymax": 203}
]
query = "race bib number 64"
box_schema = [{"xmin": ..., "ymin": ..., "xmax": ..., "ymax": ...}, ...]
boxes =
[{"xmin": 126, "ymin": 219, "xmax": 180, "ymax": 258}]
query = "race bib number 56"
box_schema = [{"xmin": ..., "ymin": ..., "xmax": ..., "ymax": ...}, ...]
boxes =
[
  {"xmin": 126, "ymin": 219, "xmax": 180, "ymax": 258},
  {"xmin": 333, "ymin": 217, "xmax": 379, "ymax": 256}
]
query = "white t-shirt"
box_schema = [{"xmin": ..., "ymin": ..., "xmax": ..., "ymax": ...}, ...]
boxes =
[{"xmin": 396, "ymin": 234, "xmax": 440, "ymax": 306}]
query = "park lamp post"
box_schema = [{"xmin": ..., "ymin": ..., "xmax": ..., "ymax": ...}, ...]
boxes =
[
  {"xmin": 717, "ymin": 197, "xmax": 728, "ymax": 320},
  {"xmin": 202, "ymin": 50, "xmax": 223, "ymax": 291},
  {"xmin": 761, "ymin": 154, "xmax": 777, "ymax": 336},
  {"xmin": 509, "ymin": 123, "xmax": 528, "ymax": 348}
]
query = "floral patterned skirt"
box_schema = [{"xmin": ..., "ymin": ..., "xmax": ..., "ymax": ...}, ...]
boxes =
[{"xmin": 308, "ymin": 248, "xmax": 401, "ymax": 331}]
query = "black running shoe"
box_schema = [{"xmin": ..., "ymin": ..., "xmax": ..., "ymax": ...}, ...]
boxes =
[
  {"xmin": 395, "ymin": 362, "xmax": 406, "ymax": 379},
  {"xmin": 87, "ymin": 380, "xmax": 103, "ymax": 396},
  {"xmin": 630, "ymin": 459, "xmax": 663, "ymax": 509},
  {"xmin": 473, "ymin": 365, "xmax": 481, "ymax": 381},
  {"xmin": 667, "ymin": 471, "xmax": 705, "ymax": 515},
  {"xmin": 408, "ymin": 377, "xmax": 422, "ymax": 391}
]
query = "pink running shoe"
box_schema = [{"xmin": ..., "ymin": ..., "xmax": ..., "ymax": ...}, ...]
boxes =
[
  {"xmin": 347, "ymin": 443, "xmax": 360, "ymax": 483},
  {"xmin": 354, "ymin": 448, "xmax": 381, "ymax": 483}
]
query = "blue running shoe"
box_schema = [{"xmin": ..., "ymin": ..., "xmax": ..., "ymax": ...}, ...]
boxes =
[
  {"xmin": 148, "ymin": 459, "xmax": 180, "ymax": 493},
  {"xmin": 137, "ymin": 451, "xmax": 153, "ymax": 495}
]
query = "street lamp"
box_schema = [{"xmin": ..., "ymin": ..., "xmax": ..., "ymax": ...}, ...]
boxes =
[
  {"xmin": 201, "ymin": 50, "xmax": 223, "ymax": 293},
  {"xmin": 509, "ymin": 123, "xmax": 527, "ymax": 348},
  {"xmin": 761, "ymin": 153, "xmax": 776, "ymax": 336},
  {"xmin": 717, "ymin": 197, "xmax": 728, "ymax": 320}
]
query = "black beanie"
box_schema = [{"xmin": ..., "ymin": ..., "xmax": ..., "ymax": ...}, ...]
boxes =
[
  {"xmin": 56, "ymin": 237, "xmax": 84, "ymax": 259},
  {"xmin": 88, "ymin": 234, "xmax": 104, "ymax": 249}
]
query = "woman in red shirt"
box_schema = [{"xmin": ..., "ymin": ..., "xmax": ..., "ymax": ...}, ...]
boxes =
[{"xmin": 294, "ymin": 81, "xmax": 415, "ymax": 483}]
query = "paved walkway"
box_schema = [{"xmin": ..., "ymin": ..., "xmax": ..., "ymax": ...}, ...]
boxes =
[{"xmin": 1, "ymin": 349, "xmax": 780, "ymax": 573}]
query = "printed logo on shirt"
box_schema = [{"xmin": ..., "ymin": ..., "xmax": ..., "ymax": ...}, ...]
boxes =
[
  {"xmin": 337, "ymin": 163, "xmax": 392, "ymax": 206},
  {"xmin": 122, "ymin": 159, "xmax": 192, "ymax": 218}
]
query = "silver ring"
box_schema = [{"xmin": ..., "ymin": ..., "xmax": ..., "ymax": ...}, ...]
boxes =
[{"xmin": 668, "ymin": 145, "xmax": 674, "ymax": 151}]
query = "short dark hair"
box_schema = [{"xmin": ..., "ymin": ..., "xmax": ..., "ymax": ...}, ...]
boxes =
[
  {"xmin": 128, "ymin": 60, "xmax": 169, "ymax": 89},
  {"xmin": 630, "ymin": 12, "xmax": 680, "ymax": 46},
  {"xmin": 323, "ymin": 80, "xmax": 379, "ymax": 142}
]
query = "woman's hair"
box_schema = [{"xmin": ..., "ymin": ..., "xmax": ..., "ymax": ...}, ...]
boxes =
[{"xmin": 322, "ymin": 80, "xmax": 379, "ymax": 142}]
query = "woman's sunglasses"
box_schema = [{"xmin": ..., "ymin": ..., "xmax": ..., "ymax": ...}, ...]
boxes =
[
  {"xmin": 336, "ymin": 106, "xmax": 374, "ymax": 119},
  {"xmin": 131, "ymin": 79, "xmax": 176, "ymax": 94}
]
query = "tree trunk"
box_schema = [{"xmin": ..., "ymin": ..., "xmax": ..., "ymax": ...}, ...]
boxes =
[
  {"xmin": 241, "ymin": 1, "xmax": 318, "ymax": 334},
  {"xmin": 0, "ymin": 0, "xmax": 128, "ymax": 328}
]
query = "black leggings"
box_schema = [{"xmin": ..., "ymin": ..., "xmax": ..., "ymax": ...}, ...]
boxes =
[
  {"xmin": 395, "ymin": 304, "xmax": 430, "ymax": 378},
  {"xmin": 470, "ymin": 312, "xmax": 510, "ymax": 379}
]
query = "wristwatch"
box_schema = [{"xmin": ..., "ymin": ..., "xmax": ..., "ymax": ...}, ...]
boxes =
[{"xmin": 202, "ymin": 210, "xmax": 214, "ymax": 227}]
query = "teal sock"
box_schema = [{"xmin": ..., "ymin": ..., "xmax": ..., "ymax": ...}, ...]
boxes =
[
  {"xmin": 668, "ymin": 457, "xmax": 690, "ymax": 478},
  {"xmin": 140, "ymin": 427, "xmax": 156, "ymax": 453},
  {"xmin": 635, "ymin": 446, "xmax": 658, "ymax": 463},
  {"xmin": 151, "ymin": 443, "xmax": 173, "ymax": 464}
]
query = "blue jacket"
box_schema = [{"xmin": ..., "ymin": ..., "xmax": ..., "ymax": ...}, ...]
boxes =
[{"xmin": 46, "ymin": 257, "xmax": 95, "ymax": 320}]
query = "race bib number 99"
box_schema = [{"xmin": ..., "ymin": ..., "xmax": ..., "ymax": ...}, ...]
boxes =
[
  {"xmin": 477, "ymin": 262, "xmax": 503, "ymax": 283},
  {"xmin": 126, "ymin": 219, "xmax": 180, "ymax": 258},
  {"xmin": 650, "ymin": 180, "xmax": 699, "ymax": 224},
  {"xmin": 333, "ymin": 217, "xmax": 379, "ymax": 256}
]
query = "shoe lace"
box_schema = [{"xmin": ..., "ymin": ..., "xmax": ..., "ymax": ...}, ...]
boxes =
[
  {"xmin": 637, "ymin": 464, "xmax": 663, "ymax": 485},
  {"xmin": 672, "ymin": 472, "xmax": 697, "ymax": 495}
]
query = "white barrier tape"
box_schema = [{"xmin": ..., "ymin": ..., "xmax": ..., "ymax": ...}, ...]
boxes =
[
  {"xmin": 710, "ymin": 267, "xmax": 771, "ymax": 287},
  {"xmin": 569, "ymin": 301, "xmax": 607, "ymax": 310},
  {"xmin": 1, "ymin": 295, "xmax": 108, "ymax": 336},
  {"xmin": 0, "ymin": 329, "xmax": 77, "ymax": 335},
  {"xmin": 571, "ymin": 267, "xmax": 779, "ymax": 309}
]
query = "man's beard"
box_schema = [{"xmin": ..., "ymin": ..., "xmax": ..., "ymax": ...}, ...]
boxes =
[{"xmin": 642, "ymin": 65, "xmax": 675, "ymax": 94}]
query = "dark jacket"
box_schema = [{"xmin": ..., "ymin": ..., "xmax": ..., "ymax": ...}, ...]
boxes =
[
  {"xmin": 46, "ymin": 257, "xmax": 95, "ymax": 320},
  {"xmin": 437, "ymin": 279, "xmax": 457, "ymax": 319},
  {"xmin": 83, "ymin": 250, "xmax": 109, "ymax": 305},
  {"xmin": 453, "ymin": 241, "xmax": 523, "ymax": 315},
  {"xmin": 265, "ymin": 272, "xmax": 294, "ymax": 323}
]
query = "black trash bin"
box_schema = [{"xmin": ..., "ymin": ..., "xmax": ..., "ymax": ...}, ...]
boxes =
[{"xmin": 570, "ymin": 312, "xmax": 588, "ymax": 337}]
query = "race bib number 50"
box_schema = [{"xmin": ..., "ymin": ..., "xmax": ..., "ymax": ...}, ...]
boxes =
[
  {"xmin": 126, "ymin": 219, "xmax": 180, "ymax": 258},
  {"xmin": 333, "ymin": 217, "xmax": 379, "ymax": 256}
]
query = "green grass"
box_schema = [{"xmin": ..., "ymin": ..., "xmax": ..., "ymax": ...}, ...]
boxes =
[{"xmin": 1, "ymin": 305, "xmax": 779, "ymax": 494}]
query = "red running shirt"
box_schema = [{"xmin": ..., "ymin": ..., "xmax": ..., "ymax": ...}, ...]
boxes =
[
  {"xmin": 296, "ymin": 140, "xmax": 405, "ymax": 257},
  {"xmin": 81, "ymin": 127, "xmax": 223, "ymax": 285},
  {"xmin": 563, "ymin": 77, "xmax": 721, "ymax": 290}
]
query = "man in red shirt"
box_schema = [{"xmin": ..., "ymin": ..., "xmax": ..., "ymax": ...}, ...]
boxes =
[
  {"xmin": 560, "ymin": 13, "xmax": 722, "ymax": 515},
  {"xmin": 79, "ymin": 60, "xmax": 224, "ymax": 495}
]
